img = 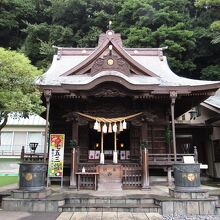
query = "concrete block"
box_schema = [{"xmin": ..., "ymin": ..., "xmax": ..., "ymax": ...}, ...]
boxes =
[
  {"xmin": 96, "ymin": 198, "xmax": 110, "ymax": 204},
  {"xmin": 2, "ymin": 199, "xmax": 16, "ymax": 211},
  {"xmin": 111, "ymin": 199, "xmax": 125, "ymax": 204},
  {"xmin": 199, "ymin": 201, "xmax": 216, "ymax": 215},
  {"xmin": 46, "ymin": 201, "xmax": 58, "ymax": 212},
  {"xmin": 118, "ymin": 207, "xmax": 132, "ymax": 212},
  {"xmin": 126, "ymin": 199, "xmax": 138, "ymax": 204},
  {"xmin": 89, "ymin": 207, "xmax": 103, "ymax": 212},
  {"xmin": 81, "ymin": 198, "xmax": 88, "ymax": 204},
  {"xmin": 13, "ymin": 191, "xmax": 24, "ymax": 199},
  {"xmin": 191, "ymin": 192, "xmax": 208, "ymax": 199},
  {"xmin": 141, "ymin": 198, "xmax": 154, "ymax": 204},
  {"xmin": 173, "ymin": 201, "xmax": 187, "ymax": 215},
  {"xmin": 22, "ymin": 200, "xmax": 33, "ymax": 211},
  {"xmin": 88, "ymin": 198, "xmax": 96, "ymax": 204},
  {"xmin": 186, "ymin": 201, "xmax": 199, "ymax": 215},
  {"xmin": 32, "ymin": 200, "xmax": 46, "ymax": 212},
  {"xmin": 161, "ymin": 201, "xmax": 173, "ymax": 215}
]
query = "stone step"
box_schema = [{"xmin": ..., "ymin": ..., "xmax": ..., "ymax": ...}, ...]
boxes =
[
  {"xmin": 59, "ymin": 203, "xmax": 161, "ymax": 213},
  {"xmin": 65, "ymin": 196, "xmax": 154, "ymax": 205},
  {"xmin": 98, "ymin": 182, "xmax": 122, "ymax": 191}
]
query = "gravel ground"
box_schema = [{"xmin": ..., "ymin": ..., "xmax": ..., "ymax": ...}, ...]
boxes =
[{"xmin": 163, "ymin": 215, "xmax": 220, "ymax": 220}]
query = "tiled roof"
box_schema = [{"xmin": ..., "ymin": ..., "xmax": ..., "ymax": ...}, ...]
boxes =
[{"xmin": 204, "ymin": 89, "xmax": 220, "ymax": 109}]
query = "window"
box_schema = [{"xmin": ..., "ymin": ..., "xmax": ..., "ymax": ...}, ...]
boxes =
[
  {"xmin": 13, "ymin": 132, "xmax": 27, "ymax": 152},
  {"xmin": 1, "ymin": 132, "xmax": 13, "ymax": 151},
  {"xmin": 28, "ymin": 132, "xmax": 44, "ymax": 153}
]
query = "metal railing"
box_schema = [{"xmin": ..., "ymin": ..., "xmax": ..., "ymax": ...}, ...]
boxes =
[{"xmin": 0, "ymin": 150, "xmax": 21, "ymax": 156}]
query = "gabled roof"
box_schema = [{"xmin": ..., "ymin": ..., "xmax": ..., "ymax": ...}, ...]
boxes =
[
  {"xmin": 202, "ymin": 89, "xmax": 220, "ymax": 112},
  {"xmin": 3, "ymin": 114, "xmax": 46, "ymax": 126},
  {"xmin": 36, "ymin": 30, "xmax": 220, "ymax": 95}
]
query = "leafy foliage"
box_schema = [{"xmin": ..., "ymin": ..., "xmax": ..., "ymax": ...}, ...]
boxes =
[
  {"xmin": 195, "ymin": 0, "xmax": 220, "ymax": 45},
  {"xmin": 0, "ymin": 47, "xmax": 45, "ymax": 130},
  {"xmin": 0, "ymin": 0, "xmax": 219, "ymax": 80},
  {"xmin": 201, "ymin": 65, "xmax": 220, "ymax": 80}
]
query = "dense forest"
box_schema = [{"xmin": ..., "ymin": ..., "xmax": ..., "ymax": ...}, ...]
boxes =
[{"xmin": 0, "ymin": 0, "xmax": 220, "ymax": 80}]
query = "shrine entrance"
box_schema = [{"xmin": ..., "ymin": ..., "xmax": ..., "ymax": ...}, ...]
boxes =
[{"xmin": 88, "ymin": 127, "xmax": 130, "ymax": 162}]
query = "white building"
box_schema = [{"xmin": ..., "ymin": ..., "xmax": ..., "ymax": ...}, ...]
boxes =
[{"xmin": 0, "ymin": 114, "xmax": 46, "ymax": 156}]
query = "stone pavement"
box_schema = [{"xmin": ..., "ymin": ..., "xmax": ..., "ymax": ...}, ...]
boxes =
[
  {"xmin": 57, "ymin": 212, "xmax": 162, "ymax": 220},
  {"xmin": 0, "ymin": 210, "xmax": 60, "ymax": 220},
  {"xmin": 0, "ymin": 211, "xmax": 162, "ymax": 220}
]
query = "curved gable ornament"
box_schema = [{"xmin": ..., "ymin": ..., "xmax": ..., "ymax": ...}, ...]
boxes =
[
  {"xmin": 91, "ymin": 54, "xmax": 130, "ymax": 76},
  {"xmin": 60, "ymin": 30, "xmax": 158, "ymax": 77}
]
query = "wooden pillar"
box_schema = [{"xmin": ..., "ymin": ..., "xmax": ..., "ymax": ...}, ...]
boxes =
[
  {"xmin": 142, "ymin": 148, "xmax": 150, "ymax": 189},
  {"xmin": 140, "ymin": 118, "xmax": 148, "ymax": 162},
  {"xmin": 69, "ymin": 118, "xmax": 79, "ymax": 188},
  {"xmin": 170, "ymin": 91, "xmax": 177, "ymax": 162},
  {"xmin": 43, "ymin": 89, "xmax": 52, "ymax": 164},
  {"xmin": 70, "ymin": 148, "xmax": 77, "ymax": 188}
]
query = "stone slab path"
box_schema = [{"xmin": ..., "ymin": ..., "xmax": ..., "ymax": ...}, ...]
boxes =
[{"xmin": 56, "ymin": 212, "xmax": 162, "ymax": 220}]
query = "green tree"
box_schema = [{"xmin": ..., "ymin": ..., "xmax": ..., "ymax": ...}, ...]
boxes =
[
  {"xmin": 0, "ymin": 47, "xmax": 44, "ymax": 131},
  {"xmin": 22, "ymin": 23, "xmax": 73, "ymax": 68},
  {"xmin": 0, "ymin": 0, "xmax": 219, "ymax": 80},
  {"xmin": 195, "ymin": 0, "xmax": 220, "ymax": 44},
  {"xmin": 0, "ymin": 0, "xmax": 51, "ymax": 49},
  {"xmin": 201, "ymin": 64, "xmax": 220, "ymax": 80}
]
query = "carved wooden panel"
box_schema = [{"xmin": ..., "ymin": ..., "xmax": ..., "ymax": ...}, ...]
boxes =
[
  {"xmin": 91, "ymin": 54, "xmax": 130, "ymax": 75},
  {"xmin": 97, "ymin": 165, "xmax": 122, "ymax": 181}
]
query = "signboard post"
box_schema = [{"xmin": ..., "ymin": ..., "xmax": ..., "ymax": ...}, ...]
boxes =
[{"xmin": 47, "ymin": 134, "xmax": 65, "ymax": 188}]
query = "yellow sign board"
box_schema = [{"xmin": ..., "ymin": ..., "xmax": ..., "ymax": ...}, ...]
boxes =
[{"xmin": 48, "ymin": 134, "xmax": 65, "ymax": 177}]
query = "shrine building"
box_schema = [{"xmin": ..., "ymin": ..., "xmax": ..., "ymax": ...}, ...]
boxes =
[{"xmin": 36, "ymin": 29, "xmax": 220, "ymax": 189}]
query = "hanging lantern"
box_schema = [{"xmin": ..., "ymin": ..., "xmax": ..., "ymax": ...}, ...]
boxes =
[
  {"xmin": 102, "ymin": 123, "xmax": 107, "ymax": 133},
  {"xmin": 113, "ymin": 123, "xmax": 117, "ymax": 133},
  {"xmin": 122, "ymin": 120, "xmax": 127, "ymax": 129},
  {"xmin": 97, "ymin": 122, "xmax": 101, "ymax": 132},
  {"xmin": 119, "ymin": 121, "xmax": 123, "ymax": 132},
  {"xmin": 94, "ymin": 120, "xmax": 99, "ymax": 130},
  {"xmin": 108, "ymin": 123, "xmax": 112, "ymax": 133}
]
